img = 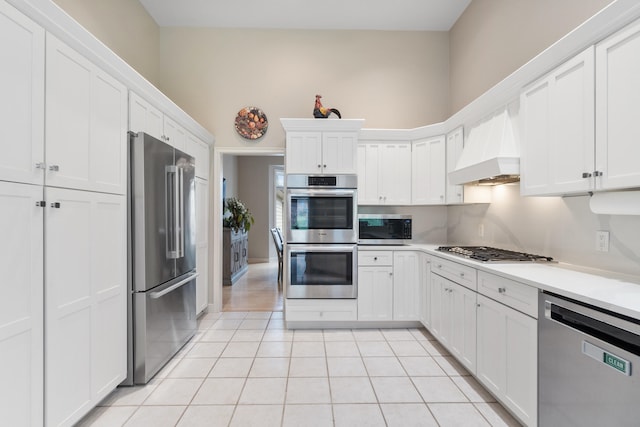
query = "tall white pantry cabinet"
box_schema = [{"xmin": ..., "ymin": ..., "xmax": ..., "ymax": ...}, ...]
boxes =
[{"xmin": 0, "ymin": 2, "xmax": 128, "ymax": 426}]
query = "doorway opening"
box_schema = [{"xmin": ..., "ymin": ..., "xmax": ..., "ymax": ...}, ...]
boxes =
[{"xmin": 213, "ymin": 149, "xmax": 284, "ymax": 313}]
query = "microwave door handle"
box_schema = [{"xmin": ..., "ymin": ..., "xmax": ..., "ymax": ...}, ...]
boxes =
[{"xmin": 165, "ymin": 165, "xmax": 178, "ymax": 259}]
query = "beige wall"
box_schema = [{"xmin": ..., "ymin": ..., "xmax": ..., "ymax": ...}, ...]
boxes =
[
  {"xmin": 157, "ymin": 28, "xmax": 450, "ymax": 147},
  {"xmin": 52, "ymin": 0, "xmax": 160, "ymax": 86},
  {"xmin": 449, "ymin": 0, "xmax": 612, "ymax": 114}
]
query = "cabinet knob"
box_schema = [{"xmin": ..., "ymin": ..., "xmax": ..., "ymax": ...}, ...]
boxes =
[
  {"xmin": 477, "ymin": 303, "xmax": 481, "ymax": 307},
  {"xmin": 35, "ymin": 162, "xmax": 46, "ymax": 170},
  {"xmin": 49, "ymin": 165, "xmax": 59, "ymax": 172},
  {"xmin": 437, "ymin": 264, "xmax": 442, "ymax": 269},
  {"xmin": 373, "ymin": 257, "xmax": 378, "ymax": 261},
  {"xmin": 389, "ymin": 272, "xmax": 393, "ymax": 276},
  {"xmin": 460, "ymin": 272, "xmax": 465, "ymax": 277},
  {"xmin": 317, "ymin": 164, "xmax": 322, "ymax": 168},
  {"xmin": 35, "ymin": 201, "xmax": 46, "ymax": 207},
  {"xmin": 323, "ymin": 164, "xmax": 327, "ymax": 168},
  {"xmin": 50, "ymin": 202, "xmax": 61, "ymax": 208},
  {"xmin": 594, "ymin": 170, "xmax": 603, "ymax": 177},
  {"xmin": 498, "ymin": 287, "xmax": 506, "ymax": 294},
  {"xmin": 582, "ymin": 172, "xmax": 592, "ymax": 178}
]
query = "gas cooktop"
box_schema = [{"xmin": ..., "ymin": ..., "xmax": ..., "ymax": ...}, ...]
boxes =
[{"xmin": 436, "ymin": 246, "xmax": 554, "ymax": 263}]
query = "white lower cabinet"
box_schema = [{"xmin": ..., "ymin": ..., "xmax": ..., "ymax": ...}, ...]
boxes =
[
  {"xmin": 420, "ymin": 255, "xmax": 432, "ymax": 328},
  {"xmin": 358, "ymin": 266, "xmax": 393, "ymax": 321},
  {"xmin": 392, "ymin": 251, "xmax": 420, "ymax": 321},
  {"xmin": 476, "ymin": 283, "xmax": 537, "ymax": 426},
  {"xmin": 0, "ymin": 181, "xmax": 43, "ymax": 427},
  {"xmin": 45, "ymin": 188, "xmax": 127, "ymax": 427},
  {"xmin": 357, "ymin": 250, "xmax": 420, "ymax": 321},
  {"xmin": 429, "ymin": 273, "xmax": 477, "ymax": 373},
  {"xmin": 286, "ymin": 299, "xmax": 358, "ymax": 322}
]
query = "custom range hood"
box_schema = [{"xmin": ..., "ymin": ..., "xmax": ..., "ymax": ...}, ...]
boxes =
[{"xmin": 449, "ymin": 108, "xmax": 520, "ymax": 185}]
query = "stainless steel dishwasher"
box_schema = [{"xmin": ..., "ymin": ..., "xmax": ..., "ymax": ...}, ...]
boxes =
[{"xmin": 539, "ymin": 291, "xmax": 640, "ymax": 427}]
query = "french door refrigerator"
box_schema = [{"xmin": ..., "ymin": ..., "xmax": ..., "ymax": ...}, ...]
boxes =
[{"xmin": 125, "ymin": 132, "xmax": 198, "ymax": 385}]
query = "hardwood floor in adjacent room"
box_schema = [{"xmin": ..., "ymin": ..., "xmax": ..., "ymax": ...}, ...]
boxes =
[{"xmin": 223, "ymin": 261, "xmax": 283, "ymax": 312}]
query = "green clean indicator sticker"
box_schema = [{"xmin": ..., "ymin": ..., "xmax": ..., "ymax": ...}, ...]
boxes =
[
  {"xmin": 582, "ymin": 341, "xmax": 631, "ymax": 376},
  {"xmin": 604, "ymin": 352, "xmax": 627, "ymax": 373}
]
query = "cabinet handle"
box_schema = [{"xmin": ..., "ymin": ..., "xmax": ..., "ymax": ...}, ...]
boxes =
[
  {"xmin": 498, "ymin": 287, "xmax": 506, "ymax": 294},
  {"xmin": 49, "ymin": 165, "xmax": 59, "ymax": 172},
  {"xmin": 35, "ymin": 201, "xmax": 46, "ymax": 207},
  {"xmin": 234, "ymin": 253, "xmax": 239, "ymax": 262},
  {"xmin": 582, "ymin": 172, "xmax": 592, "ymax": 178},
  {"xmin": 594, "ymin": 170, "xmax": 603, "ymax": 177},
  {"xmin": 35, "ymin": 162, "xmax": 46, "ymax": 170},
  {"xmin": 50, "ymin": 202, "xmax": 60, "ymax": 208}
]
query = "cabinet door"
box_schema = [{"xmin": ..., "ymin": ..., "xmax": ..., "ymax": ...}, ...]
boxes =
[
  {"xmin": 412, "ymin": 136, "xmax": 446, "ymax": 205},
  {"xmin": 46, "ymin": 34, "xmax": 127, "ymax": 195},
  {"xmin": 420, "ymin": 255, "xmax": 431, "ymax": 328},
  {"xmin": 477, "ymin": 294, "xmax": 537, "ymax": 427},
  {"xmin": 392, "ymin": 251, "xmax": 420, "ymax": 321},
  {"xmin": 0, "ymin": 181, "xmax": 43, "ymax": 427},
  {"xmin": 357, "ymin": 266, "xmax": 393, "ymax": 321},
  {"xmin": 286, "ymin": 131, "xmax": 322, "ymax": 174},
  {"xmin": 188, "ymin": 132, "xmax": 210, "ymax": 180},
  {"xmin": 45, "ymin": 188, "xmax": 126, "ymax": 427},
  {"xmin": 449, "ymin": 281, "xmax": 477, "ymax": 373},
  {"xmin": 380, "ymin": 143, "xmax": 412, "ymax": 205},
  {"xmin": 429, "ymin": 273, "xmax": 447, "ymax": 342},
  {"xmin": 596, "ymin": 19, "xmax": 640, "ymax": 190},
  {"xmin": 445, "ymin": 128, "xmax": 464, "ymax": 204},
  {"xmin": 322, "ymin": 132, "xmax": 358, "ymax": 174},
  {"xmin": 357, "ymin": 143, "xmax": 381, "ymax": 205},
  {"xmin": 521, "ymin": 48, "xmax": 595, "ymax": 196},
  {"xmin": 0, "ymin": 3, "xmax": 44, "ymax": 185},
  {"xmin": 164, "ymin": 115, "xmax": 187, "ymax": 151},
  {"xmin": 195, "ymin": 177, "xmax": 209, "ymax": 314},
  {"xmin": 129, "ymin": 91, "xmax": 163, "ymax": 140}
]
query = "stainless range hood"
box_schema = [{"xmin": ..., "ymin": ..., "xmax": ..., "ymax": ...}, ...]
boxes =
[{"xmin": 449, "ymin": 108, "xmax": 520, "ymax": 185}]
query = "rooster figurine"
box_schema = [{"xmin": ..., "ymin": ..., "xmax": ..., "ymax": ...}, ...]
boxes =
[{"xmin": 313, "ymin": 95, "xmax": 341, "ymax": 119}]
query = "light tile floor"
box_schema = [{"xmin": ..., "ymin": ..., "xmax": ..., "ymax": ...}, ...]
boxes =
[{"xmin": 77, "ymin": 311, "xmax": 522, "ymax": 427}]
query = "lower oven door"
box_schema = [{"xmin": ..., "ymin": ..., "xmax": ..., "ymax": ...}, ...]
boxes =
[{"xmin": 286, "ymin": 244, "xmax": 357, "ymax": 299}]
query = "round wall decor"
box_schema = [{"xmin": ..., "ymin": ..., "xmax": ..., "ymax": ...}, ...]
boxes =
[{"xmin": 235, "ymin": 106, "xmax": 268, "ymax": 140}]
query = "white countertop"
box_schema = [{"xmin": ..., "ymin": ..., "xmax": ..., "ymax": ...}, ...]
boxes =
[{"xmin": 359, "ymin": 244, "xmax": 640, "ymax": 320}]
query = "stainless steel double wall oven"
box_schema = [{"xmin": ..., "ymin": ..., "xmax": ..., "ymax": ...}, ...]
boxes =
[{"xmin": 285, "ymin": 174, "xmax": 358, "ymax": 299}]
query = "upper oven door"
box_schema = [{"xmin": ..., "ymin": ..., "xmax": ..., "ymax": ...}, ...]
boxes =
[{"xmin": 286, "ymin": 188, "xmax": 357, "ymax": 243}]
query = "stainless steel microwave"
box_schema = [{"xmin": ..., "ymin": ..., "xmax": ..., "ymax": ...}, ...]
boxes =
[{"xmin": 358, "ymin": 214, "xmax": 412, "ymax": 245}]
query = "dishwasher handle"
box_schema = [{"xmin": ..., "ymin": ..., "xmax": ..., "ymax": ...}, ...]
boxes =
[{"xmin": 547, "ymin": 301, "xmax": 640, "ymax": 357}]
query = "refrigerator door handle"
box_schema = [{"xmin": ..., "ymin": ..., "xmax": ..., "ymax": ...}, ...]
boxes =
[
  {"xmin": 178, "ymin": 166, "xmax": 185, "ymax": 258},
  {"xmin": 165, "ymin": 165, "xmax": 179, "ymax": 259},
  {"xmin": 149, "ymin": 272, "xmax": 199, "ymax": 299}
]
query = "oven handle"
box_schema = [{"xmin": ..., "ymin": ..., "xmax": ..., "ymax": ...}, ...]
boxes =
[
  {"xmin": 287, "ymin": 189, "xmax": 356, "ymax": 197},
  {"xmin": 286, "ymin": 244, "xmax": 358, "ymax": 254}
]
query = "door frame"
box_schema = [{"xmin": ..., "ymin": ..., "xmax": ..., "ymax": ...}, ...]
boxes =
[{"xmin": 210, "ymin": 146, "xmax": 284, "ymax": 313}]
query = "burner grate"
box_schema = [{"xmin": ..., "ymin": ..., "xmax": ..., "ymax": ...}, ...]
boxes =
[{"xmin": 437, "ymin": 246, "xmax": 554, "ymax": 263}]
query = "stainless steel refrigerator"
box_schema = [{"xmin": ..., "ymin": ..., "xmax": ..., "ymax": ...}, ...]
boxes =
[{"xmin": 125, "ymin": 132, "xmax": 198, "ymax": 385}]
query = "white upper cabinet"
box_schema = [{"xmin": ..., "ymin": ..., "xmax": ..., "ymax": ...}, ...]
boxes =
[
  {"xmin": 286, "ymin": 131, "xmax": 357, "ymax": 174},
  {"xmin": 520, "ymin": 47, "xmax": 595, "ymax": 196},
  {"xmin": 445, "ymin": 127, "xmax": 464, "ymax": 204},
  {"xmin": 285, "ymin": 131, "xmax": 324, "ymax": 174},
  {"xmin": 187, "ymin": 132, "xmax": 210, "ymax": 180},
  {"xmin": 596, "ymin": 18, "xmax": 640, "ymax": 190},
  {"xmin": 358, "ymin": 142, "xmax": 412, "ymax": 205},
  {"xmin": 46, "ymin": 34, "xmax": 127, "ymax": 195},
  {"xmin": 0, "ymin": 2, "xmax": 44, "ymax": 186},
  {"xmin": 412, "ymin": 135, "xmax": 446, "ymax": 205},
  {"xmin": 129, "ymin": 91, "xmax": 163, "ymax": 139}
]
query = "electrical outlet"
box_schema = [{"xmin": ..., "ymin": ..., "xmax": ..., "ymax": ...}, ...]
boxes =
[
  {"xmin": 478, "ymin": 224, "xmax": 485, "ymax": 238},
  {"xmin": 596, "ymin": 230, "xmax": 610, "ymax": 252}
]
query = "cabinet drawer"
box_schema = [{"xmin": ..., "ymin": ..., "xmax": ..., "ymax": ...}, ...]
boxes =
[
  {"xmin": 358, "ymin": 251, "xmax": 393, "ymax": 266},
  {"xmin": 431, "ymin": 257, "xmax": 477, "ymax": 291},
  {"xmin": 285, "ymin": 299, "xmax": 358, "ymax": 322},
  {"xmin": 478, "ymin": 271, "xmax": 538, "ymax": 318}
]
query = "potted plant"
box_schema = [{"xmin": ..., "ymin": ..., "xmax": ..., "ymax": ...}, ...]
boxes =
[{"xmin": 223, "ymin": 197, "xmax": 255, "ymax": 233}]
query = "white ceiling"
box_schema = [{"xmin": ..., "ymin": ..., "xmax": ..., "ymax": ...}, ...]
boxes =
[{"xmin": 138, "ymin": 0, "xmax": 472, "ymax": 31}]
